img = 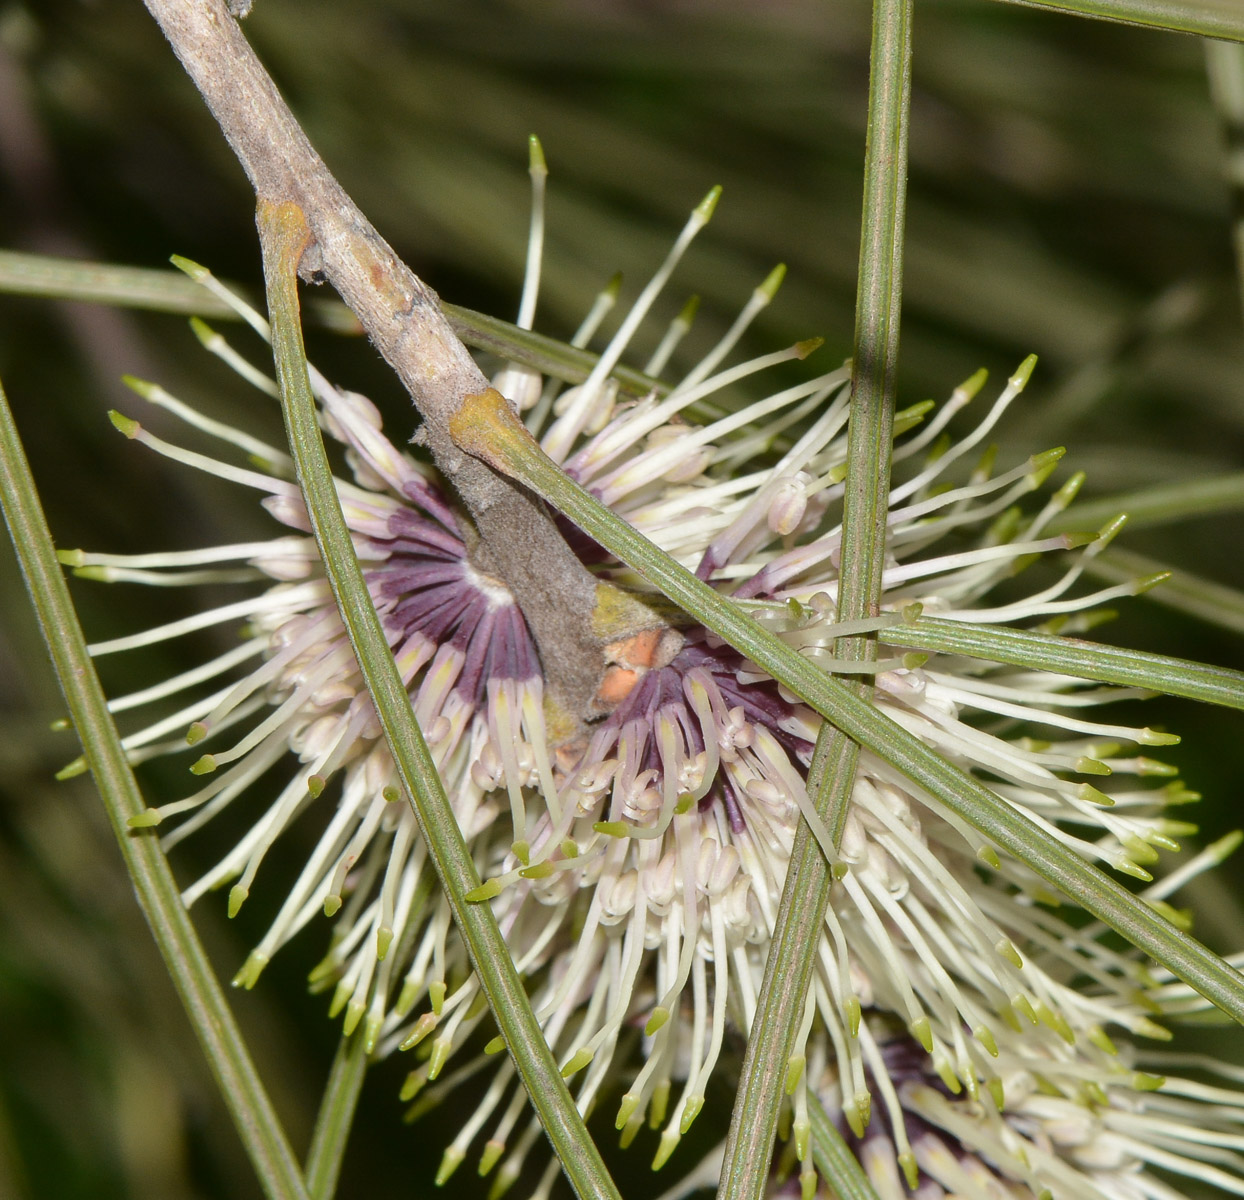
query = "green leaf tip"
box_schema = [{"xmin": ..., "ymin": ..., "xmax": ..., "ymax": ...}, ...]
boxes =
[
  {"xmin": 560, "ymin": 1047, "xmax": 593, "ymax": 1078},
  {"xmin": 1028, "ymin": 447, "xmax": 1066, "ymax": 488},
  {"xmin": 675, "ymin": 293, "xmax": 701, "ymax": 327},
  {"xmin": 1010, "ymin": 353, "xmax": 1038, "ymax": 389},
  {"xmin": 55, "ymin": 756, "xmax": 87, "ymax": 780},
  {"xmin": 957, "ymin": 366, "xmax": 989, "ymax": 402},
  {"xmin": 190, "ymin": 753, "xmax": 218, "ymax": 775},
  {"xmin": 1133, "ymin": 571, "xmax": 1172, "ymax": 596},
  {"xmin": 893, "ymin": 399, "xmax": 935, "ymax": 437},
  {"xmin": 484, "ymin": 1034, "xmax": 506, "ymax": 1056},
  {"xmin": 478, "ymin": 1139, "xmax": 505, "ymax": 1177},
  {"xmin": 757, "ymin": 262, "xmax": 786, "ymax": 300},
  {"xmin": 651, "ymin": 1128, "xmax": 681, "ymax": 1171},
  {"xmin": 1096, "ymin": 513, "xmax": 1128, "ymax": 543},
  {"xmin": 1053, "ymin": 470, "xmax": 1086, "ymax": 509},
  {"xmin": 231, "ymin": 949, "xmax": 268, "ymax": 990},
  {"xmin": 108, "ymin": 410, "xmax": 140, "ymax": 438},
  {"xmin": 1139, "ymin": 729, "xmax": 1180, "ymax": 747},
  {"xmin": 645, "ymin": 1005, "xmax": 670, "ymax": 1035},
  {"xmin": 55, "ymin": 548, "xmax": 85, "ymax": 567},
  {"xmin": 227, "ymin": 884, "xmax": 248, "ymax": 918},
  {"xmin": 694, "ymin": 185, "xmax": 723, "ymax": 224},
  {"xmin": 465, "ymin": 878, "xmax": 502, "ymax": 903},
  {"xmin": 186, "ymin": 721, "xmax": 208, "ymax": 745},
  {"xmin": 189, "ymin": 316, "xmax": 220, "ymax": 347},
  {"xmin": 793, "ymin": 1116, "xmax": 810, "ymax": 1161},
  {"xmin": 1077, "ymin": 783, "xmax": 1114, "ymax": 807},
  {"xmin": 127, "ymin": 808, "xmax": 162, "ymax": 829},
  {"xmin": 120, "ymin": 374, "xmax": 158, "ymax": 400},
  {"xmin": 427, "ymin": 1036, "xmax": 452, "ymax": 1080},
  {"xmin": 1030, "ymin": 447, "xmax": 1065, "ymax": 472},
  {"xmin": 169, "ymin": 253, "xmax": 210, "ymax": 281},
  {"xmin": 1112, "ymin": 858, "xmax": 1153, "ymax": 883},
  {"xmin": 995, "ymin": 938, "xmax": 1023, "ymax": 969},
  {"xmin": 679, "ymin": 1093, "xmax": 704, "ymax": 1134},
  {"xmin": 436, "ymin": 1146, "xmax": 465, "ymax": 1187},
  {"xmin": 527, "ymin": 133, "xmax": 547, "ymax": 175},
  {"xmin": 909, "ymin": 1015, "xmax": 933, "ymax": 1053},
  {"xmin": 973, "ymin": 1024, "xmax": 999, "ymax": 1057},
  {"xmin": 398, "ymin": 1012, "xmax": 437, "ymax": 1052},
  {"xmin": 793, "ymin": 337, "xmax": 824, "ymax": 360},
  {"xmin": 603, "ymin": 271, "xmax": 623, "ymax": 300}
]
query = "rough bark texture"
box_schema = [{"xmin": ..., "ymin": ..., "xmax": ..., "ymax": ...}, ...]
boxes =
[{"xmin": 142, "ymin": 0, "xmax": 621, "ymax": 722}]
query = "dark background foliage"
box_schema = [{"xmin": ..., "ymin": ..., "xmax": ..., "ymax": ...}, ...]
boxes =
[{"xmin": 1, "ymin": 1, "xmax": 1242, "ymax": 1197}]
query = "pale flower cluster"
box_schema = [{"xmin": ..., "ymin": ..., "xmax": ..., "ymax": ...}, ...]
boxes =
[{"xmin": 66, "ymin": 161, "xmax": 1244, "ymax": 1200}]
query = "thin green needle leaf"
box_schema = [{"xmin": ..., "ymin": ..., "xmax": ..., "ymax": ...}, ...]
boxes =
[
  {"xmin": 258, "ymin": 201, "xmax": 620, "ymax": 1200},
  {"xmin": 450, "ymin": 390, "xmax": 1244, "ymax": 1026},
  {"xmin": 1048, "ymin": 472, "xmax": 1244, "ymax": 534},
  {"xmin": 1206, "ymin": 40, "xmax": 1244, "ymax": 323},
  {"xmin": 720, "ymin": 0, "xmax": 910, "ymax": 1195},
  {"xmin": 0, "ymin": 382, "xmax": 312, "ymax": 1200},
  {"xmin": 880, "ymin": 614, "xmax": 1244, "ymax": 709},
  {"xmin": 0, "ymin": 247, "xmax": 360, "ymax": 333},
  {"xmin": 1088, "ymin": 547, "xmax": 1244, "ymax": 637},
  {"xmin": 808, "ymin": 1094, "xmax": 884, "ymax": 1200},
  {"xmin": 986, "ymin": 0, "xmax": 1244, "ymax": 41},
  {"xmin": 0, "ymin": 248, "xmax": 664, "ymax": 396},
  {"xmin": 441, "ymin": 302, "xmax": 666, "ymax": 398},
  {"xmin": 304, "ymin": 1033, "xmax": 368, "ymax": 1200}
]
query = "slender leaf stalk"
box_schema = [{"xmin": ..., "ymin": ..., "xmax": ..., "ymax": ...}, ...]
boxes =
[
  {"xmin": 987, "ymin": 0, "xmax": 1244, "ymax": 41},
  {"xmin": 450, "ymin": 388, "xmax": 1244, "ymax": 1025},
  {"xmin": 304, "ymin": 1034, "xmax": 368, "ymax": 1200},
  {"xmin": 1206, "ymin": 40, "xmax": 1244, "ymax": 323},
  {"xmin": 719, "ymin": 0, "xmax": 910, "ymax": 1195},
  {"xmin": 0, "ymin": 248, "xmax": 664, "ymax": 397},
  {"xmin": 880, "ymin": 614, "xmax": 1244, "ymax": 709},
  {"xmin": 1085, "ymin": 547, "xmax": 1244, "ymax": 636},
  {"xmin": 0, "ymin": 381, "xmax": 311, "ymax": 1200},
  {"xmin": 258, "ymin": 200, "xmax": 620, "ymax": 1200},
  {"xmin": 1048, "ymin": 471, "xmax": 1244, "ymax": 534},
  {"xmin": 807, "ymin": 1095, "xmax": 885, "ymax": 1200}
]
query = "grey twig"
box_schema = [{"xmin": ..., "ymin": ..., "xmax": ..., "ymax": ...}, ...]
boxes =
[{"xmin": 141, "ymin": 0, "xmax": 631, "ymax": 722}]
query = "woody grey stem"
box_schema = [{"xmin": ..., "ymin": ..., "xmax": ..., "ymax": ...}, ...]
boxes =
[{"xmin": 142, "ymin": 0, "xmax": 610, "ymax": 719}]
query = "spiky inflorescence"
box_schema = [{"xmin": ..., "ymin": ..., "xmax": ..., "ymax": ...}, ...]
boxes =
[{"xmin": 66, "ymin": 155, "xmax": 1244, "ymax": 1200}]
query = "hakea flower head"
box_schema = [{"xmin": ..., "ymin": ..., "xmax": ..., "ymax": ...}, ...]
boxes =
[{"xmin": 67, "ymin": 152, "xmax": 1244, "ymax": 1200}]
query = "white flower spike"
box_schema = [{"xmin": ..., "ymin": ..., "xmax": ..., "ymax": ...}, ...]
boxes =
[{"xmin": 67, "ymin": 154, "xmax": 1243, "ymax": 1200}]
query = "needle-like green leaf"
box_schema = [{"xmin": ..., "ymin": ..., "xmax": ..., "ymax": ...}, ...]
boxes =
[
  {"xmin": 0, "ymin": 248, "xmax": 664, "ymax": 397},
  {"xmin": 986, "ymin": 0, "xmax": 1244, "ymax": 41},
  {"xmin": 0, "ymin": 381, "xmax": 312, "ymax": 1200},
  {"xmin": 719, "ymin": 0, "xmax": 910, "ymax": 1194},
  {"xmin": 880, "ymin": 614, "xmax": 1244, "ymax": 709},
  {"xmin": 258, "ymin": 200, "xmax": 621, "ymax": 1200}
]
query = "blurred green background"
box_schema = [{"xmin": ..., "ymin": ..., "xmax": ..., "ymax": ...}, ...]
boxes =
[{"xmin": 1, "ymin": 1, "xmax": 1243, "ymax": 1197}]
